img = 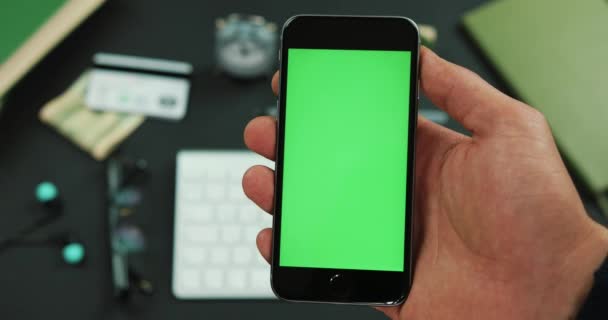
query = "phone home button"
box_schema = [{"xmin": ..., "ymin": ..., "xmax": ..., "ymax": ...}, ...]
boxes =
[{"xmin": 329, "ymin": 273, "xmax": 350, "ymax": 298}]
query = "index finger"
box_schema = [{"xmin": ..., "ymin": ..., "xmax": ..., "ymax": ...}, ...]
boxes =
[
  {"xmin": 420, "ymin": 47, "xmax": 520, "ymax": 136},
  {"xmin": 272, "ymin": 71, "xmax": 279, "ymax": 96}
]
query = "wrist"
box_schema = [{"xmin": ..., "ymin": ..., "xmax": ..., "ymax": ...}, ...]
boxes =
[{"xmin": 553, "ymin": 218, "xmax": 608, "ymax": 318}]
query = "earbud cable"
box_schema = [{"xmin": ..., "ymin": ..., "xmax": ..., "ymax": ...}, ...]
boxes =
[{"xmin": 0, "ymin": 213, "xmax": 59, "ymax": 252}]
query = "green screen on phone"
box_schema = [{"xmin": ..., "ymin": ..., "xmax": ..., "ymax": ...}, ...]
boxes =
[{"xmin": 279, "ymin": 48, "xmax": 412, "ymax": 272}]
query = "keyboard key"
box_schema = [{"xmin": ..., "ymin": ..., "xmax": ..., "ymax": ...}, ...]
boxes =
[
  {"xmin": 183, "ymin": 204, "xmax": 214, "ymax": 223},
  {"xmin": 210, "ymin": 247, "xmax": 230, "ymax": 265},
  {"xmin": 228, "ymin": 184, "xmax": 245, "ymax": 201},
  {"xmin": 217, "ymin": 204, "xmax": 238, "ymax": 222},
  {"xmin": 180, "ymin": 268, "xmax": 201, "ymax": 290},
  {"xmin": 181, "ymin": 247, "xmax": 206, "ymax": 265},
  {"xmin": 229, "ymin": 170, "xmax": 246, "ymax": 183},
  {"xmin": 181, "ymin": 182, "xmax": 203, "ymax": 201},
  {"xmin": 180, "ymin": 171, "xmax": 205, "ymax": 182},
  {"xmin": 207, "ymin": 169, "xmax": 227, "ymax": 181},
  {"xmin": 186, "ymin": 226, "xmax": 219, "ymax": 243},
  {"xmin": 203, "ymin": 269, "xmax": 224, "ymax": 289},
  {"xmin": 244, "ymin": 226, "xmax": 261, "ymax": 242},
  {"xmin": 258, "ymin": 211, "xmax": 272, "ymax": 227},
  {"xmin": 227, "ymin": 269, "xmax": 247, "ymax": 289},
  {"xmin": 206, "ymin": 183, "xmax": 226, "ymax": 201},
  {"xmin": 233, "ymin": 246, "xmax": 253, "ymax": 265},
  {"xmin": 238, "ymin": 204, "xmax": 257, "ymax": 223},
  {"xmin": 221, "ymin": 225, "xmax": 241, "ymax": 243},
  {"xmin": 251, "ymin": 269, "xmax": 269, "ymax": 289}
]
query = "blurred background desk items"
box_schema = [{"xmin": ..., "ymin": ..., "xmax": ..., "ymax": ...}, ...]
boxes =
[
  {"xmin": 215, "ymin": 14, "xmax": 278, "ymax": 80},
  {"xmin": 87, "ymin": 53, "xmax": 193, "ymax": 120},
  {"xmin": 39, "ymin": 73, "xmax": 145, "ymax": 160},
  {"xmin": 106, "ymin": 156, "xmax": 154, "ymax": 300},
  {"xmin": 0, "ymin": 1, "xmax": 605, "ymax": 319}
]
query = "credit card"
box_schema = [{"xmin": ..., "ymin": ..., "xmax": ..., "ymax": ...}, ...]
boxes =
[{"xmin": 86, "ymin": 53, "xmax": 192, "ymax": 120}]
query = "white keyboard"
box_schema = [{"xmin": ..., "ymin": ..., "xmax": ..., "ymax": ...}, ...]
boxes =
[{"xmin": 172, "ymin": 150, "xmax": 275, "ymax": 299}]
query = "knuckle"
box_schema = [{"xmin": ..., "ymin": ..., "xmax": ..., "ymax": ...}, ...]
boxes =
[
  {"xmin": 514, "ymin": 103, "xmax": 551, "ymax": 133},
  {"xmin": 525, "ymin": 105, "xmax": 546, "ymax": 122},
  {"xmin": 523, "ymin": 106, "xmax": 550, "ymax": 130},
  {"xmin": 495, "ymin": 101, "xmax": 551, "ymax": 134}
]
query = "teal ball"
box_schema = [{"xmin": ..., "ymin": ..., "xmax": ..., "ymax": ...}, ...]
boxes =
[
  {"xmin": 36, "ymin": 182, "xmax": 58, "ymax": 202},
  {"xmin": 62, "ymin": 243, "xmax": 85, "ymax": 265}
]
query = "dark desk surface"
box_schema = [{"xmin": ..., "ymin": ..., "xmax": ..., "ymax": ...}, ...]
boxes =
[{"xmin": 0, "ymin": 0, "xmax": 605, "ymax": 319}]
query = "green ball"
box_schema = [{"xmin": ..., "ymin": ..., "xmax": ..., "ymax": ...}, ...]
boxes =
[
  {"xmin": 36, "ymin": 182, "xmax": 58, "ymax": 202},
  {"xmin": 62, "ymin": 243, "xmax": 85, "ymax": 265}
]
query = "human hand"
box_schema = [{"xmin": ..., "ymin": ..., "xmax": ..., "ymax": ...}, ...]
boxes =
[{"xmin": 242, "ymin": 47, "xmax": 608, "ymax": 319}]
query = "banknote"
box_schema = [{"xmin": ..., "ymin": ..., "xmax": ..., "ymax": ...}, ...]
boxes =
[{"xmin": 39, "ymin": 72, "xmax": 145, "ymax": 160}]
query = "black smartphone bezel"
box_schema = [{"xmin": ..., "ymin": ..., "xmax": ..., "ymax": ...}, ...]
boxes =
[{"xmin": 271, "ymin": 15, "xmax": 419, "ymax": 305}]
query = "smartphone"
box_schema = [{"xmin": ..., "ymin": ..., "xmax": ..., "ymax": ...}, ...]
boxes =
[{"xmin": 271, "ymin": 15, "xmax": 419, "ymax": 305}]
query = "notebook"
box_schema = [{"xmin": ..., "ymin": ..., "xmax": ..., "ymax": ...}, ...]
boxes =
[
  {"xmin": 0, "ymin": 0, "xmax": 105, "ymax": 103},
  {"xmin": 463, "ymin": 0, "xmax": 608, "ymax": 213}
]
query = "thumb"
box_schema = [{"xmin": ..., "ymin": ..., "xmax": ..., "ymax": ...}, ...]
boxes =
[{"xmin": 420, "ymin": 47, "xmax": 519, "ymax": 136}]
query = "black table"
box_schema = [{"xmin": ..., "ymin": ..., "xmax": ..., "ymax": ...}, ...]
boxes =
[{"xmin": 0, "ymin": 0, "xmax": 604, "ymax": 319}]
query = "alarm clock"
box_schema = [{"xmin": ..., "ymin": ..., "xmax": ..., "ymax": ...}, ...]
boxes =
[{"xmin": 215, "ymin": 14, "xmax": 278, "ymax": 79}]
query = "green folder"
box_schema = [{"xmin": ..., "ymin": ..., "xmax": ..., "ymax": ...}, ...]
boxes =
[
  {"xmin": 0, "ymin": 0, "xmax": 66, "ymax": 65},
  {"xmin": 0, "ymin": 0, "xmax": 104, "ymax": 104},
  {"xmin": 463, "ymin": 0, "xmax": 608, "ymax": 213}
]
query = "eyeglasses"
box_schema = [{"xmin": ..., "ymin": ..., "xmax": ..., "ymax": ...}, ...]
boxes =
[{"xmin": 106, "ymin": 157, "xmax": 154, "ymax": 301}]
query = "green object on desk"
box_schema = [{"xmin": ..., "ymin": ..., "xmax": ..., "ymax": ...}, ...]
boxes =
[
  {"xmin": 463, "ymin": 0, "xmax": 608, "ymax": 214},
  {"xmin": 0, "ymin": 0, "xmax": 105, "ymax": 103},
  {"xmin": 0, "ymin": 0, "xmax": 66, "ymax": 65}
]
